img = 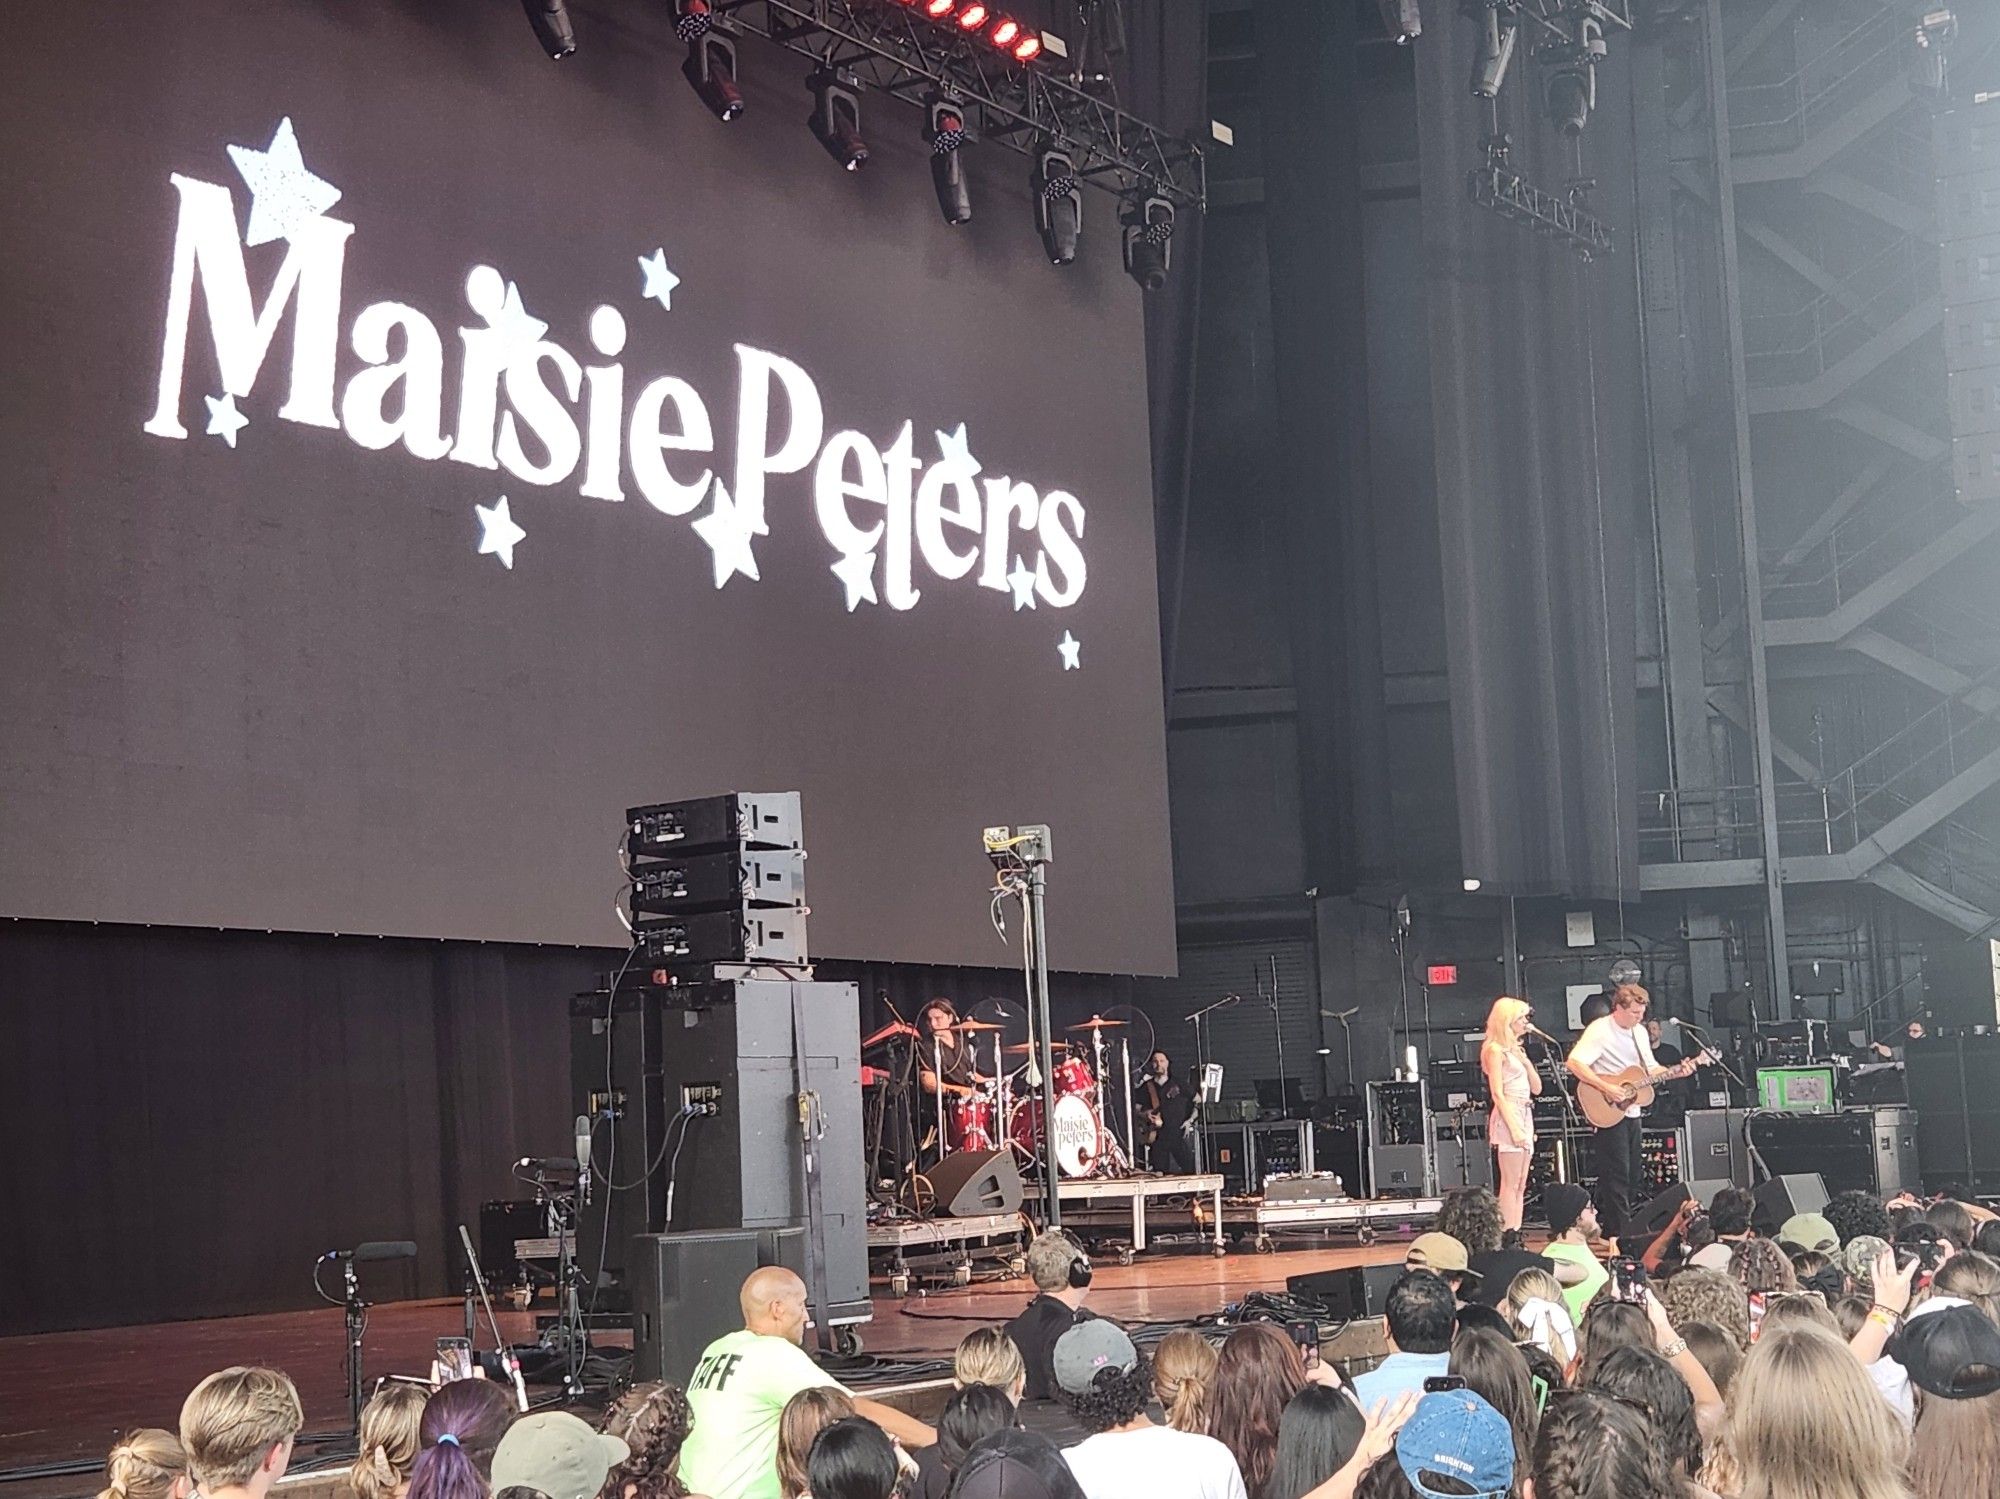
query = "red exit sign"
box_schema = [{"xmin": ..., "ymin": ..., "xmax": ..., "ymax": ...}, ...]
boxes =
[{"xmin": 1427, "ymin": 964, "xmax": 1459, "ymax": 985}]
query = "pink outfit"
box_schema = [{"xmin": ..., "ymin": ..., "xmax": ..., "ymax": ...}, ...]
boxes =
[{"xmin": 1487, "ymin": 1045, "xmax": 1536, "ymax": 1153}]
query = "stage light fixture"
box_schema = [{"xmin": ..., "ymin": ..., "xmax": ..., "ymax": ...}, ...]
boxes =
[
  {"xmin": 1033, "ymin": 143, "xmax": 1083, "ymax": 265},
  {"xmin": 925, "ymin": 0, "xmax": 956, "ymax": 15},
  {"xmin": 520, "ymin": 0, "xmax": 577, "ymax": 58},
  {"xmin": 808, "ymin": 69, "xmax": 870, "ymax": 171},
  {"xmin": 1377, "ymin": 0, "xmax": 1422, "ymax": 44},
  {"xmin": 1119, "ymin": 192, "xmax": 1174, "ymax": 290},
  {"xmin": 990, "ymin": 18, "xmax": 1021, "ymax": 48},
  {"xmin": 682, "ymin": 28, "xmax": 745, "ymax": 121},
  {"xmin": 1544, "ymin": 14, "xmax": 1604, "ymax": 135},
  {"xmin": 1013, "ymin": 33, "xmax": 1043, "ymax": 61},
  {"xmin": 1469, "ymin": 4, "xmax": 1517, "ymax": 99},
  {"xmin": 958, "ymin": 4, "xmax": 991, "ymax": 28},
  {"xmin": 925, "ymin": 93, "xmax": 973, "ymax": 225}
]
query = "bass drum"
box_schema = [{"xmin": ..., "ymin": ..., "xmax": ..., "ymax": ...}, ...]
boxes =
[{"xmin": 1009, "ymin": 1091, "xmax": 1101, "ymax": 1178}]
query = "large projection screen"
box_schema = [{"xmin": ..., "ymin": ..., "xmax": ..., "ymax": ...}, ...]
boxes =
[{"xmin": 0, "ymin": 0, "xmax": 1176, "ymax": 974}]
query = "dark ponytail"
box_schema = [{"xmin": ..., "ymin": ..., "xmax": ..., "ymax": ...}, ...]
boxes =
[{"xmin": 407, "ymin": 1380, "xmax": 517, "ymax": 1499}]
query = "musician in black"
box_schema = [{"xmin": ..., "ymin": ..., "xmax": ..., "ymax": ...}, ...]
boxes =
[
  {"xmin": 1133, "ymin": 1051, "xmax": 1194, "ymax": 1174},
  {"xmin": 916, "ymin": 999, "xmax": 981, "ymax": 1095}
]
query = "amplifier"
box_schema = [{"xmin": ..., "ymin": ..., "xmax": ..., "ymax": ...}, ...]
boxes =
[
  {"xmin": 630, "ymin": 849, "xmax": 806, "ymax": 916},
  {"xmin": 631, "ymin": 1227, "xmax": 804, "ymax": 1383},
  {"xmin": 1909, "ymin": 1033, "xmax": 2000, "ymax": 1192},
  {"xmin": 1432, "ymin": 1112, "xmax": 1495, "ymax": 1192},
  {"xmin": 1264, "ymin": 1173, "xmax": 1349, "ymax": 1203},
  {"xmin": 1288, "ymin": 1263, "xmax": 1404, "ymax": 1320},
  {"xmin": 1679, "ymin": 1108, "xmax": 1753, "ymax": 1189},
  {"xmin": 626, "ymin": 792, "xmax": 803, "ymax": 859},
  {"xmin": 633, "ymin": 910, "xmax": 808, "ymax": 965},
  {"xmin": 1746, "ymin": 1107, "xmax": 1919, "ymax": 1198}
]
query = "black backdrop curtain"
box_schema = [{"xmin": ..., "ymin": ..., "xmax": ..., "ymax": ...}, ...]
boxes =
[
  {"xmin": 2, "ymin": 920, "xmax": 605, "ymax": 1335},
  {"xmin": 1122, "ymin": 1, "xmax": 1209, "ymax": 694},
  {"xmin": 1414, "ymin": 13, "xmax": 1644, "ymax": 901},
  {"xmin": 1251, "ymin": 0, "xmax": 1393, "ymax": 893}
]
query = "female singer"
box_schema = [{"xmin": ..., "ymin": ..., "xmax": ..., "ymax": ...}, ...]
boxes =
[{"xmin": 1481, "ymin": 996, "xmax": 1542, "ymax": 1231}]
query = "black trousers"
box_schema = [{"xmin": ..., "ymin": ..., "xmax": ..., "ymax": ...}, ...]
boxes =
[
  {"xmin": 1151, "ymin": 1121, "xmax": 1195, "ymax": 1175},
  {"xmin": 1594, "ymin": 1115, "xmax": 1645, "ymax": 1239}
]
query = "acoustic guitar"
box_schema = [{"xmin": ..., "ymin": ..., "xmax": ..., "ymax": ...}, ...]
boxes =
[{"xmin": 1578, "ymin": 1050, "xmax": 1715, "ymax": 1129}]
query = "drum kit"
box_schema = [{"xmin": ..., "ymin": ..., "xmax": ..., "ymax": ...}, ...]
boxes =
[{"xmin": 941, "ymin": 1013, "xmax": 1143, "ymax": 1180}]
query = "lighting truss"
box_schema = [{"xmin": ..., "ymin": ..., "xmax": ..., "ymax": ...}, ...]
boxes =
[
  {"xmin": 1467, "ymin": 140, "xmax": 1614, "ymax": 260},
  {"xmin": 705, "ymin": 0, "xmax": 1207, "ymax": 212}
]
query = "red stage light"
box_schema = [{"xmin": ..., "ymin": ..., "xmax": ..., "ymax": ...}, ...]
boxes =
[
  {"xmin": 1013, "ymin": 33, "xmax": 1042, "ymax": 61},
  {"xmin": 925, "ymin": 0, "xmax": 954, "ymax": 15},
  {"xmin": 957, "ymin": 4, "xmax": 990, "ymax": 29},
  {"xmin": 990, "ymin": 18, "xmax": 1021, "ymax": 46}
]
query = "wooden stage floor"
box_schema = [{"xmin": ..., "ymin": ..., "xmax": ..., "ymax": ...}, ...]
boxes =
[{"xmin": 0, "ymin": 1238, "xmax": 1412, "ymax": 1492}]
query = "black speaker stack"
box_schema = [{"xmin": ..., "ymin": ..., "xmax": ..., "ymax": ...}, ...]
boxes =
[{"xmin": 573, "ymin": 792, "xmax": 870, "ymax": 1342}]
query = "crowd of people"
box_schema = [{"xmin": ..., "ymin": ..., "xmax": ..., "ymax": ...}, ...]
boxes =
[{"xmin": 95, "ymin": 1184, "xmax": 2000, "ymax": 1499}]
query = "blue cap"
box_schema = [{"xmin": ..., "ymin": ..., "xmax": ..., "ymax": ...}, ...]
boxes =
[{"xmin": 1395, "ymin": 1390, "xmax": 1514, "ymax": 1499}]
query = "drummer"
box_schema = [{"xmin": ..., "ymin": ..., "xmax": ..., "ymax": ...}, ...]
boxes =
[{"xmin": 917, "ymin": 999, "xmax": 990, "ymax": 1098}]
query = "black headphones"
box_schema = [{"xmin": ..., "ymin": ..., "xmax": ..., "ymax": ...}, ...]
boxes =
[{"xmin": 1065, "ymin": 1233, "xmax": 1093, "ymax": 1289}]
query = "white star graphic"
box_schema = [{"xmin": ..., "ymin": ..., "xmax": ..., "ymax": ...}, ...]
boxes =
[
  {"xmin": 639, "ymin": 249, "xmax": 681, "ymax": 311},
  {"xmin": 690, "ymin": 480, "xmax": 761, "ymax": 588},
  {"xmin": 204, "ymin": 393, "xmax": 249, "ymax": 449},
  {"xmin": 831, "ymin": 549, "xmax": 879, "ymax": 611},
  {"xmin": 492, "ymin": 280, "xmax": 549, "ymax": 364},
  {"xmin": 226, "ymin": 117, "xmax": 342, "ymax": 248},
  {"xmin": 1058, "ymin": 631, "xmax": 1081, "ymax": 670},
  {"xmin": 934, "ymin": 422, "xmax": 980, "ymax": 474},
  {"xmin": 475, "ymin": 496, "xmax": 527, "ymax": 570},
  {"xmin": 1007, "ymin": 557, "xmax": 1039, "ymax": 611}
]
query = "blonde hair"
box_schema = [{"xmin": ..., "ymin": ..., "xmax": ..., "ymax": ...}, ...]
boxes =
[
  {"xmin": 1152, "ymin": 1330, "xmax": 1218, "ymax": 1433},
  {"xmin": 102, "ymin": 1429, "xmax": 186, "ymax": 1499},
  {"xmin": 1701, "ymin": 1325, "xmax": 1911, "ymax": 1499},
  {"xmin": 1506, "ymin": 1267, "xmax": 1564, "ymax": 1317},
  {"xmin": 352, "ymin": 1385, "xmax": 427, "ymax": 1499},
  {"xmin": 953, "ymin": 1327, "xmax": 1025, "ymax": 1393},
  {"xmin": 180, "ymin": 1367, "xmax": 304, "ymax": 1491},
  {"xmin": 776, "ymin": 1387, "xmax": 854, "ymax": 1499},
  {"xmin": 1483, "ymin": 997, "xmax": 1531, "ymax": 1052},
  {"xmin": 1932, "ymin": 1249, "xmax": 2000, "ymax": 1322}
]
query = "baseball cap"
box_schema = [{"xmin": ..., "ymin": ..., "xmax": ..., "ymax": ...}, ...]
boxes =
[
  {"xmin": 1395, "ymin": 1389, "xmax": 1513, "ymax": 1499},
  {"xmin": 1543, "ymin": 1183, "xmax": 1591, "ymax": 1237},
  {"xmin": 1891, "ymin": 1302, "xmax": 2000, "ymax": 1399},
  {"xmin": 1052, "ymin": 1320, "xmax": 1139, "ymax": 1396},
  {"xmin": 1777, "ymin": 1212, "xmax": 1838, "ymax": 1254},
  {"xmin": 1405, "ymin": 1233, "xmax": 1471, "ymax": 1277},
  {"xmin": 490, "ymin": 1412, "xmax": 629, "ymax": 1499},
  {"xmin": 1842, "ymin": 1234, "xmax": 1890, "ymax": 1287}
]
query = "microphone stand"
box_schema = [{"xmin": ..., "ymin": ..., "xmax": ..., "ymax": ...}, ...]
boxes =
[
  {"xmin": 1530, "ymin": 1031, "xmax": 1583, "ymax": 1186},
  {"xmin": 340, "ymin": 1255, "xmax": 365, "ymax": 1436},
  {"xmin": 1186, "ymin": 994, "xmax": 1238, "ymax": 1174}
]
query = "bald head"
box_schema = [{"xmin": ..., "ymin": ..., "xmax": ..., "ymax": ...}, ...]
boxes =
[{"xmin": 742, "ymin": 1265, "xmax": 810, "ymax": 1343}]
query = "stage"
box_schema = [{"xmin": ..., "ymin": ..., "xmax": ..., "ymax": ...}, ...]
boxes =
[{"xmin": 0, "ymin": 1237, "xmax": 1420, "ymax": 1496}]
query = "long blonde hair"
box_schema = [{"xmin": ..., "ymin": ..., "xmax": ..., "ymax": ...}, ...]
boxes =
[
  {"xmin": 1701, "ymin": 1324, "xmax": 1911, "ymax": 1499},
  {"xmin": 1484, "ymin": 997, "xmax": 1531, "ymax": 1052},
  {"xmin": 352, "ymin": 1385, "xmax": 427, "ymax": 1499},
  {"xmin": 1152, "ymin": 1329, "xmax": 1218, "ymax": 1433},
  {"xmin": 102, "ymin": 1429, "xmax": 186, "ymax": 1499}
]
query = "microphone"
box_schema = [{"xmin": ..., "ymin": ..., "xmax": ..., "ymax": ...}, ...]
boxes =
[
  {"xmin": 323, "ymin": 1240, "xmax": 417, "ymax": 1263},
  {"xmin": 516, "ymin": 1156, "xmax": 584, "ymax": 1174},
  {"xmin": 575, "ymin": 1114, "xmax": 594, "ymax": 1206},
  {"xmin": 1526, "ymin": 1023, "xmax": 1564, "ymax": 1046}
]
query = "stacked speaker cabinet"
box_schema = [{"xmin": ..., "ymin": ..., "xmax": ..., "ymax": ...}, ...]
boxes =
[
  {"xmin": 572, "ymin": 978, "xmax": 869, "ymax": 1329},
  {"xmin": 1909, "ymin": 1033, "xmax": 2000, "ymax": 1193}
]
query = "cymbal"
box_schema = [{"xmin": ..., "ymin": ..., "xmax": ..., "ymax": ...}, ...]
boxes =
[
  {"xmin": 1004, "ymin": 1041, "xmax": 1070, "ymax": 1054},
  {"xmin": 952, "ymin": 1019, "xmax": 1005, "ymax": 1032},
  {"xmin": 1068, "ymin": 1015, "xmax": 1129, "ymax": 1031}
]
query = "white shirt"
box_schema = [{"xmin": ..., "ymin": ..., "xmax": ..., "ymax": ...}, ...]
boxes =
[
  {"xmin": 1064, "ymin": 1426, "xmax": 1248, "ymax": 1499},
  {"xmin": 1570, "ymin": 1016, "xmax": 1658, "ymax": 1119}
]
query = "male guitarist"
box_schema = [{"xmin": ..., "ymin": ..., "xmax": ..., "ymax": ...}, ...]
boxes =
[
  {"xmin": 1565, "ymin": 982, "xmax": 1703, "ymax": 1244},
  {"xmin": 1133, "ymin": 1051, "xmax": 1194, "ymax": 1174}
]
